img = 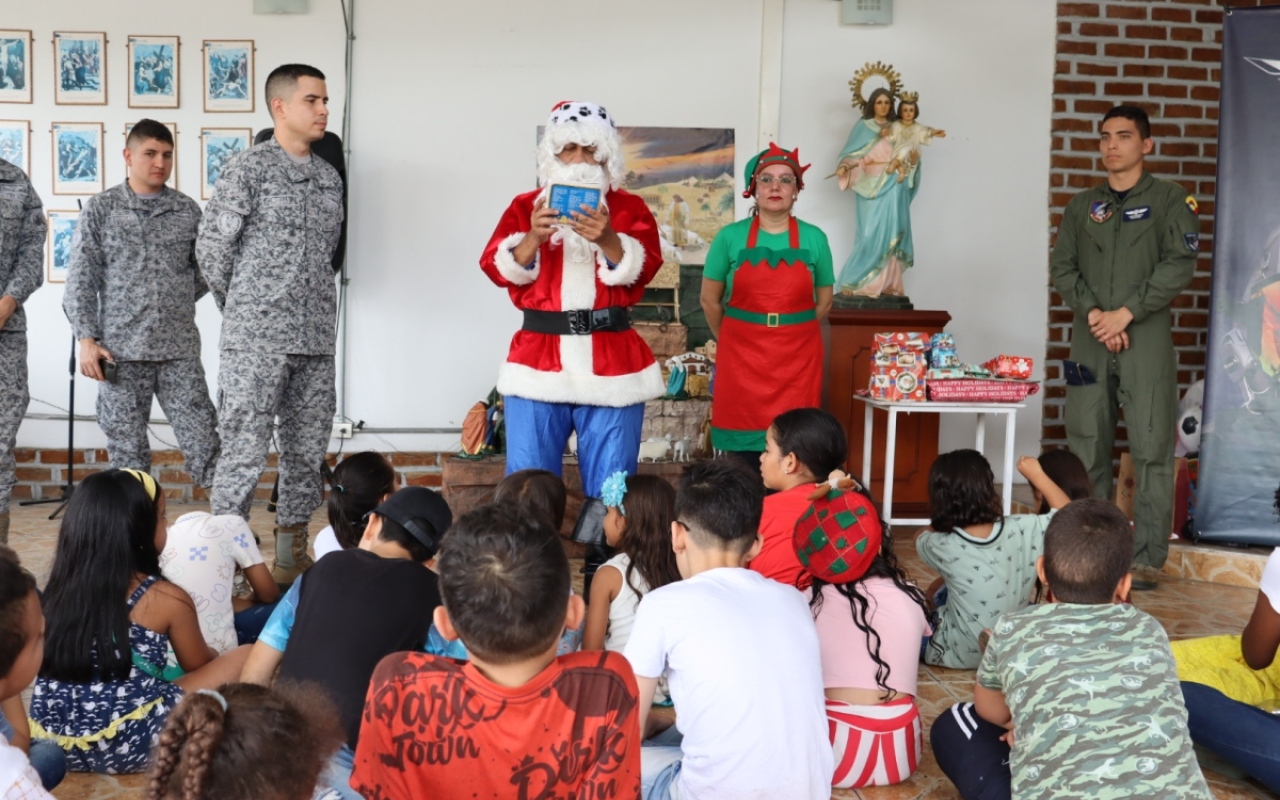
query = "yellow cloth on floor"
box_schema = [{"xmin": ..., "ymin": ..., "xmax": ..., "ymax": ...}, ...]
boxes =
[{"xmin": 1172, "ymin": 634, "xmax": 1280, "ymax": 706}]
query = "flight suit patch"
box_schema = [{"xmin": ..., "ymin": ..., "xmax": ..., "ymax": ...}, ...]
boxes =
[
  {"xmin": 1184, "ymin": 233, "xmax": 1200, "ymax": 252},
  {"xmin": 1090, "ymin": 201, "xmax": 1113, "ymax": 223},
  {"xmin": 1185, "ymin": 195, "xmax": 1199, "ymax": 215},
  {"xmin": 1122, "ymin": 206, "xmax": 1152, "ymax": 222}
]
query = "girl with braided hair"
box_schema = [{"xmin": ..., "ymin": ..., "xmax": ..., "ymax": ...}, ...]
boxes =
[{"xmin": 146, "ymin": 682, "xmax": 344, "ymax": 800}]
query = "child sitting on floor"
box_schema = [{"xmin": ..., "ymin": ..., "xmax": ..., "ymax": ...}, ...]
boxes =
[
  {"xmin": 931, "ymin": 499, "xmax": 1211, "ymax": 800},
  {"xmin": 625, "ymin": 460, "xmax": 832, "ymax": 800},
  {"xmin": 159, "ymin": 512, "xmax": 280, "ymax": 651},
  {"xmin": 799, "ymin": 473, "xmax": 932, "ymax": 789},
  {"xmin": 754, "ymin": 408, "xmax": 848, "ymax": 588},
  {"xmin": 240, "ymin": 487, "xmax": 448, "ymax": 800},
  {"xmin": 917, "ymin": 450, "xmax": 1070, "ymax": 669},
  {"xmin": 583, "ymin": 472, "xmax": 680, "ymax": 700},
  {"xmin": 313, "ymin": 452, "xmax": 398, "ymax": 559},
  {"xmin": 0, "ymin": 546, "xmax": 56, "ymax": 799},
  {"xmin": 1032, "ymin": 448, "xmax": 1092, "ymax": 513},
  {"xmin": 30, "ymin": 470, "xmax": 248, "ymax": 775},
  {"xmin": 145, "ymin": 682, "xmax": 346, "ymax": 800},
  {"xmin": 351, "ymin": 504, "xmax": 641, "ymax": 798}
]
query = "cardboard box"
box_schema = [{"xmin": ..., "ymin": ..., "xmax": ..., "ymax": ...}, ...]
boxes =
[
  {"xmin": 868, "ymin": 361, "xmax": 927, "ymax": 401},
  {"xmin": 874, "ymin": 331, "xmax": 929, "ymax": 351},
  {"xmin": 930, "ymin": 332, "xmax": 955, "ymax": 350},
  {"xmin": 931, "ymin": 348, "xmax": 960, "ymax": 369}
]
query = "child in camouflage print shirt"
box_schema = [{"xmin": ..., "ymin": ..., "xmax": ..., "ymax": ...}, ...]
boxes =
[{"xmin": 931, "ymin": 499, "xmax": 1212, "ymax": 800}]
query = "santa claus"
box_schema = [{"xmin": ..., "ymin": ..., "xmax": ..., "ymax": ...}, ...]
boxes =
[{"xmin": 480, "ymin": 101, "xmax": 663, "ymax": 588}]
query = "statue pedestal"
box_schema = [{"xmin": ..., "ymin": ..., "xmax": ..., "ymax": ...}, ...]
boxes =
[{"xmin": 826, "ymin": 307, "xmax": 951, "ymax": 518}]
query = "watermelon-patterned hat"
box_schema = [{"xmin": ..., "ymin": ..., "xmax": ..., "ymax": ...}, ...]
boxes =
[{"xmin": 792, "ymin": 484, "xmax": 882, "ymax": 584}]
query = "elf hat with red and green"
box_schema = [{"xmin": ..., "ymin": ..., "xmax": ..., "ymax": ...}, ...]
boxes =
[{"xmin": 742, "ymin": 142, "xmax": 811, "ymax": 198}]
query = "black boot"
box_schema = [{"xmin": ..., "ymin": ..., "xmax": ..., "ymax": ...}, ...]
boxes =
[{"xmin": 571, "ymin": 497, "xmax": 610, "ymax": 597}]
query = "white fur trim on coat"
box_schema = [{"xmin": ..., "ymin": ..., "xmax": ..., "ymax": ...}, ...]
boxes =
[
  {"xmin": 494, "ymin": 232, "xmax": 539, "ymax": 285},
  {"xmin": 596, "ymin": 233, "xmax": 647, "ymax": 287},
  {"xmin": 498, "ymin": 359, "xmax": 664, "ymax": 408}
]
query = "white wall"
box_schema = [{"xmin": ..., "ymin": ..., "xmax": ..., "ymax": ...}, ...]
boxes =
[
  {"xmin": 13, "ymin": 0, "xmax": 1056, "ymax": 479},
  {"xmin": 779, "ymin": 0, "xmax": 1056, "ymax": 476},
  {"xmin": 11, "ymin": 2, "xmax": 347, "ymax": 449}
]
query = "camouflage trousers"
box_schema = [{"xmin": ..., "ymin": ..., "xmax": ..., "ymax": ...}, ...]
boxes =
[
  {"xmin": 97, "ymin": 358, "xmax": 220, "ymax": 486},
  {"xmin": 211, "ymin": 351, "xmax": 335, "ymax": 527},
  {"xmin": 0, "ymin": 332, "xmax": 28, "ymax": 514}
]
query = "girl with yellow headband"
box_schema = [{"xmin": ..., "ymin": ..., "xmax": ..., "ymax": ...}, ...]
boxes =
[{"xmin": 28, "ymin": 469, "xmax": 251, "ymax": 775}]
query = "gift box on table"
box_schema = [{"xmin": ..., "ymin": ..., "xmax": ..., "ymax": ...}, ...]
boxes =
[
  {"xmin": 983, "ymin": 355, "xmax": 1034, "ymax": 380},
  {"xmin": 931, "ymin": 348, "xmax": 960, "ymax": 369},
  {"xmin": 873, "ymin": 332, "xmax": 929, "ymax": 353},
  {"xmin": 869, "ymin": 361, "xmax": 927, "ymax": 402},
  {"xmin": 930, "ymin": 332, "xmax": 955, "ymax": 351}
]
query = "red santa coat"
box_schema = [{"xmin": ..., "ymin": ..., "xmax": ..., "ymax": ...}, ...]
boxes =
[{"xmin": 480, "ymin": 188, "xmax": 665, "ymax": 408}]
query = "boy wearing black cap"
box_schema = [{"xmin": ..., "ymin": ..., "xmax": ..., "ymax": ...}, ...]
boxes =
[{"xmin": 240, "ymin": 486, "xmax": 449, "ymax": 800}]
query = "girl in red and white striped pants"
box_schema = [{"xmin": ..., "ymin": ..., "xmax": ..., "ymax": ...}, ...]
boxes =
[{"xmin": 794, "ymin": 467, "xmax": 933, "ymax": 789}]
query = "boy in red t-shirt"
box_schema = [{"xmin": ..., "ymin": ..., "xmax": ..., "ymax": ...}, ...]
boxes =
[{"xmin": 352, "ymin": 505, "xmax": 642, "ymax": 800}]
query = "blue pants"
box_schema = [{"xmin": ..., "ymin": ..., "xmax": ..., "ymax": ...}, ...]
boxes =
[
  {"xmin": 640, "ymin": 725, "xmax": 685, "ymax": 800},
  {"xmin": 234, "ymin": 600, "xmax": 280, "ymax": 646},
  {"xmin": 930, "ymin": 702, "xmax": 1011, "ymax": 800},
  {"xmin": 1181, "ymin": 681, "xmax": 1280, "ymax": 793},
  {"xmin": 504, "ymin": 396, "xmax": 645, "ymax": 498}
]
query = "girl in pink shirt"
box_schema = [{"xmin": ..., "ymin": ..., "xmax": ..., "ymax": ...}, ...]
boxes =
[{"xmin": 795, "ymin": 475, "xmax": 931, "ymax": 790}]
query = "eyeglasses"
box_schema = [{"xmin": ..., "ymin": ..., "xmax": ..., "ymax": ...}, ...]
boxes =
[{"xmin": 756, "ymin": 175, "xmax": 796, "ymax": 186}]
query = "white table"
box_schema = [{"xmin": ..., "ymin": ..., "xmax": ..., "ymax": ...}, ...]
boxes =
[{"xmin": 855, "ymin": 396, "xmax": 1026, "ymax": 526}]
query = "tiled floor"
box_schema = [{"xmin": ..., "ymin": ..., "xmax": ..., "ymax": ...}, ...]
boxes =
[{"xmin": 5, "ymin": 502, "xmax": 1274, "ymax": 800}]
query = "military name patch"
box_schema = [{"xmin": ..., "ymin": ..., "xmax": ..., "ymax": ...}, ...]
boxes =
[
  {"xmin": 217, "ymin": 212, "xmax": 243, "ymax": 236},
  {"xmin": 1184, "ymin": 232, "xmax": 1199, "ymax": 252},
  {"xmin": 1122, "ymin": 206, "xmax": 1152, "ymax": 222},
  {"xmin": 1090, "ymin": 201, "xmax": 1113, "ymax": 223},
  {"xmin": 1185, "ymin": 195, "xmax": 1199, "ymax": 215}
]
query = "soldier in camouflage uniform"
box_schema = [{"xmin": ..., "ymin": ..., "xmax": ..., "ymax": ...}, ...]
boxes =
[
  {"xmin": 195, "ymin": 64, "xmax": 343, "ymax": 585},
  {"xmin": 0, "ymin": 158, "xmax": 45, "ymax": 546},
  {"xmin": 64, "ymin": 120, "xmax": 220, "ymax": 485}
]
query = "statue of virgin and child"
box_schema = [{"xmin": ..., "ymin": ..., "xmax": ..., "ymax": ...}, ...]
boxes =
[{"xmin": 833, "ymin": 87, "xmax": 945, "ymax": 300}]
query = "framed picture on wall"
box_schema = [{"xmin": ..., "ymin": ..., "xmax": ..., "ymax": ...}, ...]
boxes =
[
  {"xmin": 200, "ymin": 127, "xmax": 251, "ymax": 200},
  {"xmin": 47, "ymin": 209, "xmax": 80, "ymax": 283},
  {"xmin": 51, "ymin": 121, "xmax": 104, "ymax": 195},
  {"xmin": 124, "ymin": 121, "xmax": 178, "ymax": 189},
  {"xmin": 53, "ymin": 31, "xmax": 107, "ymax": 105},
  {"xmin": 203, "ymin": 40, "xmax": 254, "ymax": 113},
  {"xmin": 127, "ymin": 35, "xmax": 179, "ymax": 108},
  {"xmin": 0, "ymin": 120, "xmax": 30, "ymax": 173},
  {"xmin": 0, "ymin": 30, "xmax": 33, "ymax": 104}
]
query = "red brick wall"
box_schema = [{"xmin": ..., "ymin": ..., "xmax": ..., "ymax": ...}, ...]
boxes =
[
  {"xmin": 1042, "ymin": 0, "xmax": 1279, "ymax": 466},
  {"xmin": 11, "ymin": 449, "xmax": 448, "ymax": 505}
]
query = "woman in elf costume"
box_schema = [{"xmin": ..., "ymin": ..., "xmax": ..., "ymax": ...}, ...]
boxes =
[{"xmin": 700, "ymin": 144, "xmax": 834, "ymax": 460}]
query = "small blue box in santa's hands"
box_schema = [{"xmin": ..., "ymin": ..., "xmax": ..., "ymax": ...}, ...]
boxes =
[{"xmin": 548, "ymin": 184, "xmax": 602, "ymax": 224}]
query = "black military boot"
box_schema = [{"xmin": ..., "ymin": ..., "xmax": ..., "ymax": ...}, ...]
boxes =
[{"xmin": 571, "ymin": 497, "xmax": 612, "ymax": 598}]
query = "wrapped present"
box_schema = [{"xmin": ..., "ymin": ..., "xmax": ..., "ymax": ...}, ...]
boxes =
[
  {"xmin": 928, "ymin": 379, "xmax": 1039, "ymax": 403},
  {"xmin": 930, "ymin": 332, "xmax": 955, "ymax": 351},
  {"xmin": 984, "ymin": 355, "xmax": 1034, "ymax": 380},
  {"xmin": 962, "ymin": 364, "xmax": 992, "ymax": 378},
  {"xmin": 928, "ymin": 367, "xmax": 966, "ymax": 380},
  {"xmin": 869, "ymin": 361, "xmax": 927, "ymax": 402},
  {"xmin": 931, "ymin": 348, "xmax": 960, "ymax": 369},
  {"xmin": 873, "ymin": 331, "xmax": 928, "ymax": 351}
]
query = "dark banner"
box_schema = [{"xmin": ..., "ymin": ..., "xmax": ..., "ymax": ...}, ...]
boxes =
[{"xmin": 1197, "ymin": 6, "xmax": 1280, "ymax": 544}]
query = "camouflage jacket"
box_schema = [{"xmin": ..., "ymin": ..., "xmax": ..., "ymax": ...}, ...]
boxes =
[
  {"xmin": 0, "ymin": 158, "xmax": 46, "ymax": 333},
  {"xmin": 63, "ymin": 182, "xmax": 205, "ymax": 360},
  {"xmin": 195, "ymin": 138, "xmax": 343, "ymax": 355}
]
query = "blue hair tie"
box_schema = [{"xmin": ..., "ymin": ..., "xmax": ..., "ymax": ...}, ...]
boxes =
[{"xmin": 601, "ymin": 471, "xmax": 629, "ymax": 516}]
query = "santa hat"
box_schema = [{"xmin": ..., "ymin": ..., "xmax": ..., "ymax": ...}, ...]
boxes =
[
  {"xmin": 539, "ymin": 100, "xmax": 627, "ymax": 190},
  {"xmin": 792, "ymin": 483, "xmax": 882, "ymax": 584},
  {"xmin": 742, "ymin": 142, "xmax": 811, "ymax": 198}
]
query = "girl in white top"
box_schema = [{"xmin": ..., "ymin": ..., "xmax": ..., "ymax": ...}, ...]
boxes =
[{"xmin": 583, "ymin": 472, "xmax": 680, "ymax": 658}]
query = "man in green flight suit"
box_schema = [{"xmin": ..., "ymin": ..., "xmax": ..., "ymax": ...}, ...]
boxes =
[{"xmin": 1050, "ymin": 105, "xmax": 1200, "ymax": 590}]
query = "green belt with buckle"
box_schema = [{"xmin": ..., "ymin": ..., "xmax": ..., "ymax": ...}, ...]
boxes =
[{"xmin": 723, "ymin": 307, "xmax": 818, "ymax": 327}]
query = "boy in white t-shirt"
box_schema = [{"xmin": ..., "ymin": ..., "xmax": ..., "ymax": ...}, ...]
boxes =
[
  {"xmin": 624, "ymin": 460, "xmax": 832, "ymax": 800},
  {"xmin": 159, "ymin": 512, "xmax": 280, "ymax": 654}
]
